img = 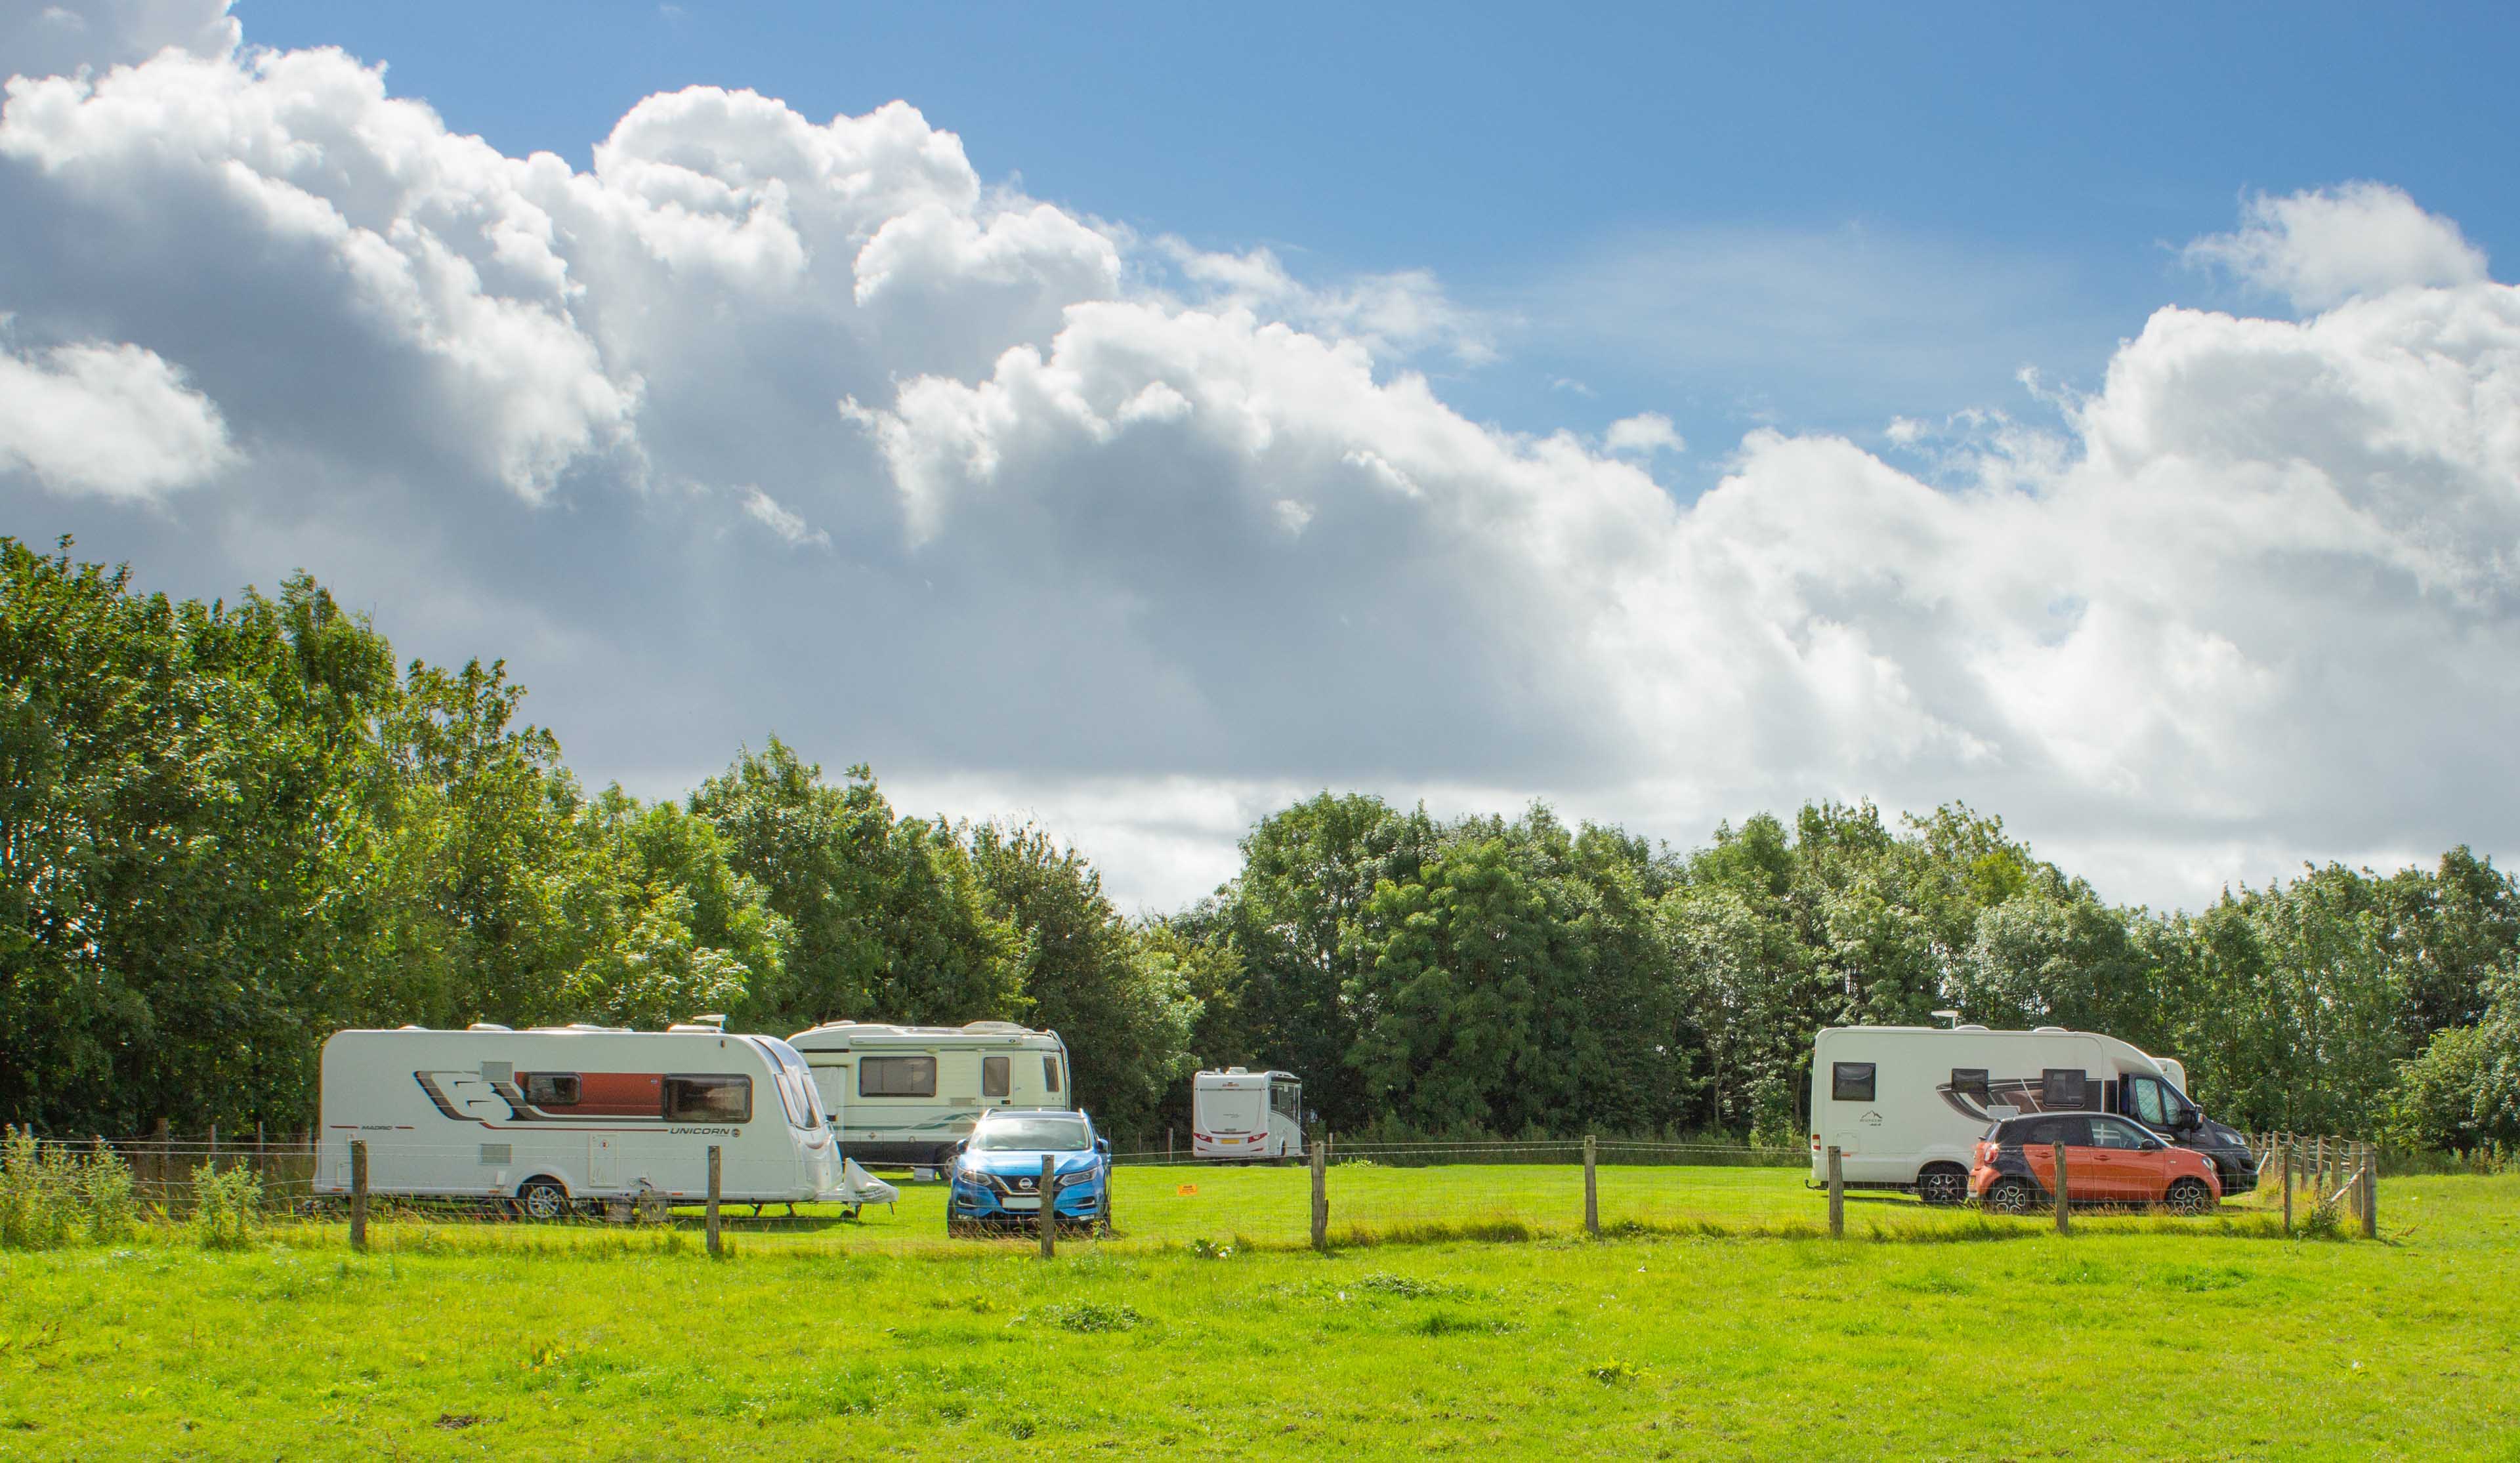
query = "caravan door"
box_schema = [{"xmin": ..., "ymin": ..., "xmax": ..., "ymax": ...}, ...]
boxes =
[{"xmin": 591, "ymin": 1134, "xmax": 621, "ymax": 1189}]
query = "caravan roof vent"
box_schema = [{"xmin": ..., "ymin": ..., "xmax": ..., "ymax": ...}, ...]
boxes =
[
  {"xmin": 398, "ymin": 1023, "xmax": 428, "ymax": 1031},
  {"xmin": 2032, "ymin": 1025, "xmax": 2068, "ymax": 1034},
  {"xmin": 1956, "ymin": 1023, "xmax": 1990, "ymax": 1032},
  {"xmin": 962, "ymin": 1020, "xmax": 1028, "ymax": 1033},
  {"xmin": 1227, "ymin": 1065, "xmax": 1248, "ymax": 1074},
  {"xmin": 668, "ymin": 1014, "xmax": 727, "ymax": 1033},
  {"xmin": 467, "ymin": 1022, "xmax": 512, "ymax": 1032}
]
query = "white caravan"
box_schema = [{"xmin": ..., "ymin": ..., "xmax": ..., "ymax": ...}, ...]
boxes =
[
  {"xmin": 313, "ymin": 1021, "xmax": 896, "ymax": 1218},
  {"xmin": 1191, "ymin": 1068, "xmax": 1303, "ymax": 1161},
  {"xmin": 1805, "ymin": 1025, "xmax": 2248, "ymax": 1205},
  {"xmin": 788, "ymin": 1021, "xmax": 1071, "ymax": 1167}
]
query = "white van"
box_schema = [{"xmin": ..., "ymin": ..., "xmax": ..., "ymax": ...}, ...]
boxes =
[
  {"xmin": 311, "ymin": 1021, "xmax": 890, "ymax": 1218},
  {"xmin": 788, "ymin": 1020, "xmax": 1071, "ymax": 1167},
  {"xmin": 1805, "ymin": 1025, "xmax": 2256, "ymax": 1205},
  {"xmin": 1191, "ymin": 1068, "xmax": 1303, "ymax": 1161}
]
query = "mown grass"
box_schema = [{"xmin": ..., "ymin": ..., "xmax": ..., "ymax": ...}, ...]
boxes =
[{"xmin": 3, "ymin": 1170, "xmax": 2515, "ymax": 1461}]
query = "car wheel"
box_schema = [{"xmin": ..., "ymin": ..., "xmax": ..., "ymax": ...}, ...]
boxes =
[
  {"xmin": 516, "ymin": 1177, "xmax": 571, "ymax": 1222},
  {"xmin": 1984, "ymin": 1177, "xmax": 2035, "ymax": 1216},
  {"xmin": 2164, "ymin": 1178, "xmax": 2216, "ymax": 1216},
  {"xmin": 1915, "ymin": 1164, "xmax": 1969, "ymax": 1207}
]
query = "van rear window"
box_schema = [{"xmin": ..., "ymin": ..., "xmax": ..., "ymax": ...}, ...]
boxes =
[{"xmin": 1831, "ymin": 1062, "xmax": 1876, "ymax": 1102}]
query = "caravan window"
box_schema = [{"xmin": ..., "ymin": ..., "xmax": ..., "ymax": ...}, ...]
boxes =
[
  {"xmin": 860, "ymin": 1056, "xmax": 936, "ymax": 1098},
  {"xmin": 1270, "ymin": 1081, "xmax": 1301, "ymax": 1120},
  {"xmin": 2041, "ymin": 1069, "xmax": 2087, "ymax": 1109},
  {"xmin": 982, "ymin": 1056, "xmax": 1011, "ymax": 1098},
  {"xmin": 664, "ymin": 1075, "xmax": 751, "ymax": 1123},
  {"xmin": 521, "ymin": 1073, "xmax": 581, "ymax": 1107},
  {"xmin": 1950, "ymin": 1069, "xmax": 1989, "ymax": 1103},
  {"xmin": 1043, "ymin": 1056, "xmax": 1062, "ymax": 1094},
  {"xmin": 1831, "ymin": 1063, "xmax": 1876, "ymax": 1102}
]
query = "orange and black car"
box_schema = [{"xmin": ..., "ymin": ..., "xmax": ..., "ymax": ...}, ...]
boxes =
[{"xmin": 1969, "ymin": 1112, "xmax": 2223, "ymax": 1215}]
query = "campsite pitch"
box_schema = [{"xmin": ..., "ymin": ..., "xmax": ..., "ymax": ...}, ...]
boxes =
[{"xmin": 2, "ymin": 1170, "xmax": 2513, "ymax": 1460}]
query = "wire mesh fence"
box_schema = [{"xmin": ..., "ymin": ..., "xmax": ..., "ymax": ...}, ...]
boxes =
[{"xmin": 3, "ymin": 1127, "xmax": 2381, "ymax": 1253}]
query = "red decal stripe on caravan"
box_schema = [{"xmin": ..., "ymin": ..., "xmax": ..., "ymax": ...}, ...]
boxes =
[{"xmin": 560, "ymin": 1072, "xmax": 664, "ymax": 1117}]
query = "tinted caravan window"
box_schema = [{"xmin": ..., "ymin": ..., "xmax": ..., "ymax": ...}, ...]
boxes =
[
  {"xmin": 521, "ymin": 1073, "xmax": 580, "ymax": 1106},
  {"xmin": 1832, "ymin": 1062, "xmax": 1876, "ymax": 1102},
  {"xmin": 1043, "ymin": 1056, "xmax": 1063, "ymax": 1094},
  {"xmin": 663, "ymin": 1074, "xmax": 751, "ymax": 1123},
  {"xmin": 981, "ymin": 1056, "xmax": 1011, "ymax": 1098},
  {"xmin": 2042, "ymin": 1069, "xmax": 2088, "ymax": 1109},
  {"xmin": 860, "ymin": 1056, "xmax": 937, "ymax": 1098},
  {"xmin": 1950, "ymin": 1068, "xmax": 1990, "ymax": 1103}
]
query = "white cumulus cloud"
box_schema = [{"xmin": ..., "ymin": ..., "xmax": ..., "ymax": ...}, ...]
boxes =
[
  {"xmin": 4, "ymin": 5, "xmax": 2517, "ymax": 912},
  {"xmin": 0, "ymin": 338, "xmax": 234, "ymax": 498},
  {"xmin": 2185, "ymin": 181, "xmax": 2490, "ymax": 313}
]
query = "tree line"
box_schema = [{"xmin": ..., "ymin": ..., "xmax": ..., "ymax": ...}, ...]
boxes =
[{"xmin": 3, "ymin": 539, "xmax": 2513, "ymax": 1153}]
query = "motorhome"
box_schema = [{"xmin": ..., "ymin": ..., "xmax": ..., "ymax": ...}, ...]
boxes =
[
  {"xmin": 312, "ymin": 1020, "xmax": 892, "ymax": 1218},
  {"xmin": 1806, "ymin": 1025, "xmax": 2258, "ymax": 1205},
  {"xmin": 788, "ymin": 1021, "xmax": 1071, "ymax": 1167},
  {"xmin": 1191, "ymin": 1068, "xmax": 1303, "ymax": 1161}
]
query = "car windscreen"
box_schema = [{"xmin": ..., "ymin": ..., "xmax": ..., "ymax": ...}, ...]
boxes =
[{"xmin": 971, "ymin": 1117, "xmax": 1090, "ymax": 1151}]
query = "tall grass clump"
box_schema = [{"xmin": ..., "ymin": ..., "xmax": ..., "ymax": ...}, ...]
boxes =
[
  {"xmin": 1, "ymin": 1126, "xmax": 81, "ymax": 1250},
  {"xmin": 3, "ymin": 1129, "xmax": 154, "ymax": 1249},
  {"xmin": 191, "ymin": 1161, "xmax": 265, "ymax": 1250}
]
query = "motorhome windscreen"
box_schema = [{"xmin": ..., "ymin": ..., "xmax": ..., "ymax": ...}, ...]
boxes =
[
  {"xmin": 1269, "ymin": 1081, "xmax": 1299, "ymax": 1119},
  {"xmin": 971, "ymin": 1118, "xmax": 1089, "ymax": 1151}
]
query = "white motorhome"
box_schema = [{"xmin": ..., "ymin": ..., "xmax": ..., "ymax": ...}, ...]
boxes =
[
  {"xmin": 789, "ymin": 1020, "xmax": 1071, "ymax": 1167},
  {"xmin": 1806, "ymin": 1025, "xmax": 2256, "ymax": 1205},
  {"xmin": 1191, "ymin": 1068, "xmax": 1303, "ymax": 1161},
  {"xmin": 312, "ymin": 1021, "xmax": 892, "ymax": 1218}
]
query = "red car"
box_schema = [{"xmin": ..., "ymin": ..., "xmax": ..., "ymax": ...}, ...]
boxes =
[{"xmin": 1969, "ymin": 1112, "xmax": 2222, "ymax": 1214}]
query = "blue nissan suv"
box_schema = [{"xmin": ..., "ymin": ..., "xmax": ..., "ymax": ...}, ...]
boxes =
[{"xmin": 946, "ymin": 1108, "xmax": 1113, "ymax": 1235}]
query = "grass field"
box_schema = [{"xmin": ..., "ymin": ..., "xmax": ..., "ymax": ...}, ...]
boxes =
[{"xmin": 4, "ymin": 1166, "xmax": 2515, "ymax": 1461}]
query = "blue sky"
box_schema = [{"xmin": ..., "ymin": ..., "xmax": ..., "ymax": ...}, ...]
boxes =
[
  {"xmin": 232, "ymin": 1, "xmax": 2520, "ymax": 468},
  {"xmin": 7, "ymin": 0, "xmax": 2520, "ymax": 911}
]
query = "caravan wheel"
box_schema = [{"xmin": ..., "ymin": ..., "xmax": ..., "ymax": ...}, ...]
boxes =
[{"xmin": 516, "ymin": 1178, "xmax": 572, "ymax": 1222}]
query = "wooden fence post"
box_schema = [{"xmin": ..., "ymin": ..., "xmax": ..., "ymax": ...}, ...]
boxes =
[
  {"xmin": 1166, "ymin": 1127, "xmax": 1174, "ymax": 1164},
  {"xmin": 2362, "ymin": 1146, "xmax": 2378, "ymax": 1239},
  {"xmin": 1826, "ymin": 1145, "xmax": 1844, "ymax": 1239},
  {"xmin": 152, "ymin": 1116, "xmax": 170, "ymax": 1208},
  {"xmin": 349, "ymin": 1140, "xmax": 369, "ymax": 1252},
  {"xmin": 1583, "ymin": 1135, "xmax": 1600, "ymax": 1239},
  {"xmin": 1310, "ymin": 1140, "xmax": 1329, "ymax": 1252},
  {"xmin": 2280, "ymin": 1141, "xmax": 2293, "ymax": 1233},
  {"xmin": 2053, "ymin": 1142, "xmax": 2069, "ymax": 1235},
  {"xmin": 1039, "ymin": 1155, "xmax": 1057, "ymax": 1260},
  {"xmin": 706, "ymin": 1145, "xmax": 723, "ymax": 1258}
]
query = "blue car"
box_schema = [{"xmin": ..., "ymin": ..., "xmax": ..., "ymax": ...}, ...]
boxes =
[{"xmin": 946, "ymin": 1108, "xmax": 1113, "ymax": 1236}]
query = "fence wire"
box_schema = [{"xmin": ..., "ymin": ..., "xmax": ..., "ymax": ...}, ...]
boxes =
[{"xmin": 4, "ymin": 1128, "xmax": 2383, "ymax": 1251}]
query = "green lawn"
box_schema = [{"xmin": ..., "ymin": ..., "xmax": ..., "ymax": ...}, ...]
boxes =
[{"xmin": 3, "ymin": 1168, "xmax": 2514, "ymax": 1461}]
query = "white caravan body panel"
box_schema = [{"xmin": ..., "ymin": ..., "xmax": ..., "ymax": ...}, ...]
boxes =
[
  {"xmin": 1805, "ymin": 1026, "xmax": 2185, "ymax": 1189},
  {"xmin": 788, "ymin": 1021, "xmax": 1070, "ymax": 1165},
  {"xmin": 313, "ymin": 1027, "xmax": 841, "ymax": 1206},
  {"xmin": 1192, "ymin": 1069, "xmax": 1303, "ymax": 1160}
]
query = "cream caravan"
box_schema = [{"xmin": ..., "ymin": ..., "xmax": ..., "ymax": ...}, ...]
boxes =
[
  {"xmin": 1806, "ymin": 1025, "xmax": 2259, "ymax": 1205},
  {"xmin": 789, "ymin": 1021, "xmax": 1071, "ymax": 1167},
  {"xmin": 312, "ymin": 1021, "xmax": 892, "ymax": 1218}
]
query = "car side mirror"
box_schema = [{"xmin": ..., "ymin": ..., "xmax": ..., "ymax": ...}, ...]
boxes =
[
  {"xmin": 2141, "ymin": 1137, "xmax": 2164, "ymax": 1151},
  {"xmin": 1095, "ymin": 1138, "xmax": 1111, "ymax": 1156}
]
